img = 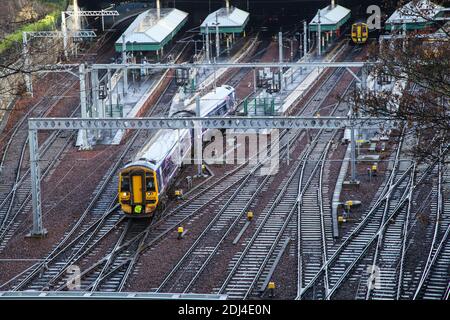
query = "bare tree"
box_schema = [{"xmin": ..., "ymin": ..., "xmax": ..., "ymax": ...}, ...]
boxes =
[
  {"xmin": 351, "ymin": 0, "xmax": 449, "ymax": 163},
  {"xmin": 0, "ymin": 1, "xmax": 66, "ymax": 106}
]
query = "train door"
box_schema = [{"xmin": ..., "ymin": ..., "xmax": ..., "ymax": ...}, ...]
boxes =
[{"xmin": 131, "ymin": 175, "xmax": 144, "ymax": 204}]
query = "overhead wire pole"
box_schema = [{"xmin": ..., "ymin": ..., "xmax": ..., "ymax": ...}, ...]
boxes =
[
  {"xmin": 61, "ymin": 10, "xmax": 119, "ymax": 57},
  {"xmin": 278, "ymin": 31, "xmax": 283, "ymax": 92},
  {"xmin": 205, "ymin": 23, "xmax": 211, "ymax": 63},
  {"xmin": 22, "ymin": 33, "xmax": 33, "ymax": 95},
  {"xmin": 28, "ymin": 128, "xmax": 46, "ymax": 237},
  {"xmin": 350, "ymin": 109, "xmax": 357, "ymax": 182},
  {"xmin": 195, "ymin": 96, "xmax": 203, "ymax": 177},
  {"xmin": 303, "ymin": 20, "xmax": 308, "ymax": 57},
  {"xmin": 79, "ymin": 63, "xmax": 90, "ymax": 150},
  {"xmin": 317, "ymin": 9, "xmax": 321, "ymax": 56},
  {"xmin": 61, "ymin": 11, "xmax": 68, "ymax": 58},
  {"xmin": 122, "ymin": 35, "xmax": 128, "ymax": 96},
  {"xmin": 22, "ymin": 31, "xmax": 96, "ymax": 95},
  {"xmin": 215, "ymin": 14, "xmax": 220, "ymax": 59}
]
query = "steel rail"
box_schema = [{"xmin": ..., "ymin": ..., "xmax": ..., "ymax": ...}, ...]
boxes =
[
  {"xmin": 396, "ymin": 163, "xmax": 416, "ymax": 300},
  {"xmin": 413, "ymin": 157, "xmax": 449, "ymax": 300},
  {"xmin": 156, "ymin": 125, "xmax": 302, "ymax": 293},
  {"xmin": 296, "ymin": 136, "xmax": 409, "ymax": 298},
  {"xmin": 243, "ymin": 140, "xmax": 333, "ymax": 300}
]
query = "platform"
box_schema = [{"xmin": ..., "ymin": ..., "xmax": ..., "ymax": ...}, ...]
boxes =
[
  {"xmin": 385, "ymin": 0, "xmax": 443, "ymax": 31},
  {"xmin": 115, "ymin": 8, "xmax": 188, "ymax": 52},
  {"xmin": 200, "ymin": 6, "xmax": 249, "ymax": 34},
  {"xmin": 309, "ymin": 3, "xmax": 350, "ymax": 32}
]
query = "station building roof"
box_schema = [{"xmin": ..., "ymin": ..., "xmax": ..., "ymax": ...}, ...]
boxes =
[
  {"xmin": 385, "ymin": 0, "xmax": 444, "ymax": 31},
  {"xmin": 115, "ymin": 8, "xmax": 188, "ymax": 52},
  {"xmin": 309, "ymin": 4, "xmax": 351, "ymax": 32},
  {"xmin": 200, "ymin": 6, "xmax": 249, "ymax": 34}
]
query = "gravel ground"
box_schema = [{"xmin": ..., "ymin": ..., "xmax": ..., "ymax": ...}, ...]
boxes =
[{"xmin": 0, "ymin": 144, "xmax": 124, "ymax": 287}]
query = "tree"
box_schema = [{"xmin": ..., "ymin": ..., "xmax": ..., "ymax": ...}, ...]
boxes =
[
  {"xmin": 0, "ymin": 1, "xmax": 65, "ymax": 108},
  {"xmin": 352, "ymin": 0, "xmax": 449, "ymax": 163}
]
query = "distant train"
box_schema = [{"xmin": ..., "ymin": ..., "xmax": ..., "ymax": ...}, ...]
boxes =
[
  {"xmin": 351, "ymin": 22, "xmax": 369, "ymax": 45},
  {"xmin": 118, "ymin": 85, "xmax": 236, "ymax": 217}
]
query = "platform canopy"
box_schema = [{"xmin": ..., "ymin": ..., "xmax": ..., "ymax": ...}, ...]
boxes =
[
  {"xmin": 309, "ymin": 4, "xmax": 351, "ymax": 32},
  {"xmin": 385, "ymin": 0, "xmax": 444, "ymax": 31},
  {"xmin": 200, "ymin": 6, "xmax": 249, "ymax": 34},
  {"xmin": 115, "ymin": 8, "xmax": 188, "ymax": 52}
]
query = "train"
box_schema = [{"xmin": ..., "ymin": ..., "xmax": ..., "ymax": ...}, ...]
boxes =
[
  {"xmin": 118, "ymin": 85, "xmax": 236, "ymax": 217},
  {"xmin": 351, "ymin": 22, "xmax": 369, "ymax": 45}
]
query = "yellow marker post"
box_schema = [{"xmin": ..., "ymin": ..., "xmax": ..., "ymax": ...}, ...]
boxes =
[
  {"xmin": 178, "ymin": 226, "xmax": 184, "ymax": 239},
  {"xmin": 268, "ymin": 281, "xmax": 275, "ymax": 298},
  {"xmin": 175, "ymin": 190, "xmax": 183, "ymax": 197},
  {"xmin": 372, "ymin": 164, "xmax": 378, "ymax": 176},
  {"xmin": 247, "ymin": 211, "xmax": 254, "ymax": 221}
]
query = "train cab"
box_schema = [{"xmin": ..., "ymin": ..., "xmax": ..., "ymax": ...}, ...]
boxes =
[
  {"xmin": 119, "ymin": 165, "xmax": 159, "ymax": 216},
  {"xmin": 351, "ymin": 22, "xmax": 369, "ymax": 44}
]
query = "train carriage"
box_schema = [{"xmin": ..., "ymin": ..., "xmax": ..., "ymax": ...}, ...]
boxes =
[{"xmin": 118, "ymin": 85, "xmax": 235, "ymax": 217}]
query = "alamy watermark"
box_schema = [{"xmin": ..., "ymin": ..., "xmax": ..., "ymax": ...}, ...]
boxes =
[
  {"xmin": 177, "ymin": 129, "xmax": 281, "ymax": 176},
  {"xmin": 367, "ymin": 265, "xmax": 382, "ymax": 290},
  {"xmin": 66, "ymin": 264, "xmax": 81, "ymax": 290},
  {"xmin": 367, "ymin": 5, "xmax": 382, "ymax": 30}
]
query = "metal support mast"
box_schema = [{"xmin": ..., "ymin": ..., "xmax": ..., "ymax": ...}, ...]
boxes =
[
  {"xmin": 28, "ymin": 129, "xmax": 46, "ymax": 237},
  {"xmin": 22, "ymin": 34, "xmax": 33, "ymax": 95},
  {"xmin": 215, "ymin": 15, "xmax": 220, "ymax": 59},
  {"xmin": 317, "ymin": 9, "xmax": 321, "ymax": 56},
  {"xmin": 278, "ymin": 31, "xmax": 283, "ymax": 92},
  {"xmin": 22, "ymin": 30, "xmax": 96, "ymax": 94},
  {"xmin": 303, "ymin": 20, "xmax": 308, "ymax": 57},
  {"xmin": 205, "ymin": 24, "xmax": 211, "ymax": 63},
  {"xmin": 122, "ymin": 35, "xmax": 128, "ymax": 95},
  {"xmin": 195, "ymin": 96, "xmax": 203, "ymax": 176},
  {"xmin": 61, "ymin": 10, "xmax": 119, "ymax": 57},
  {"xmin": 79, "ymin": 63, "xmax": 90, "ymax": 150}
]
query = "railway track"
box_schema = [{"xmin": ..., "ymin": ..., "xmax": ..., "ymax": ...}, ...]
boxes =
[
  {"xmin": 1, "ymin": 37, "xmax": 208, "ymax": 291},
  {"xmin": 218, "ymin": 131, "xmax": 333, "ymax": 299},
  {"xmin": 66, "ymin": 59, "xmax": 343, "ymax": 293},
  {"xmin": 53, "ymin": 163, "xmax": 253, "ymax": 292},
  {"xmin": 411, "ymin": 159, "xmax": 450, "ymax": 300},
  {"xmin": 215, "ymin": 67, "xmax": 356, "ymax": 299},
  {"xmin": 0, "ymin": 79, "xmax": 80, "ymax": 249},
  {"xmin": 297, "ymin": 138, "xmax": 449, "ymax": 300},
  {"xmin": 298, "ymin": 138, "xmax": 408, "ymax": 299},
  {"xmin": 153, "ymin": 127, "xmax": 305, "ymax": 294},
  {"xmin": 39, "ymin": 35, "xmax": 292, "ymax": 292},
  {"xmin": 0, "ymin": 26, "xmax": 132, "ymax": 248},
  {"xmin": 148, "ymin": 47, "xmax": 360, "ymax": 298}
]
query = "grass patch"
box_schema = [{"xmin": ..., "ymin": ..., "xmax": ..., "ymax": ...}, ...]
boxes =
[{"xmin": 0, "ymin": 0, "xmax": 68, "ymax": 54}]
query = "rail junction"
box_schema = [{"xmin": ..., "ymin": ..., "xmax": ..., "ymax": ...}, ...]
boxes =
[{"xmin": 0, "ymin": 0, "xmax": 448, "ymax": 302}]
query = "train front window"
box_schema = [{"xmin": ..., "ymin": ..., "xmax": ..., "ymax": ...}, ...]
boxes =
[
  {"xmin": 146, "ymin": 176, "xmax": 156, "ymax": 192},
  {"xmin": 121, "ymin": 176, "xmax": 130, "ymax": 192}
]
